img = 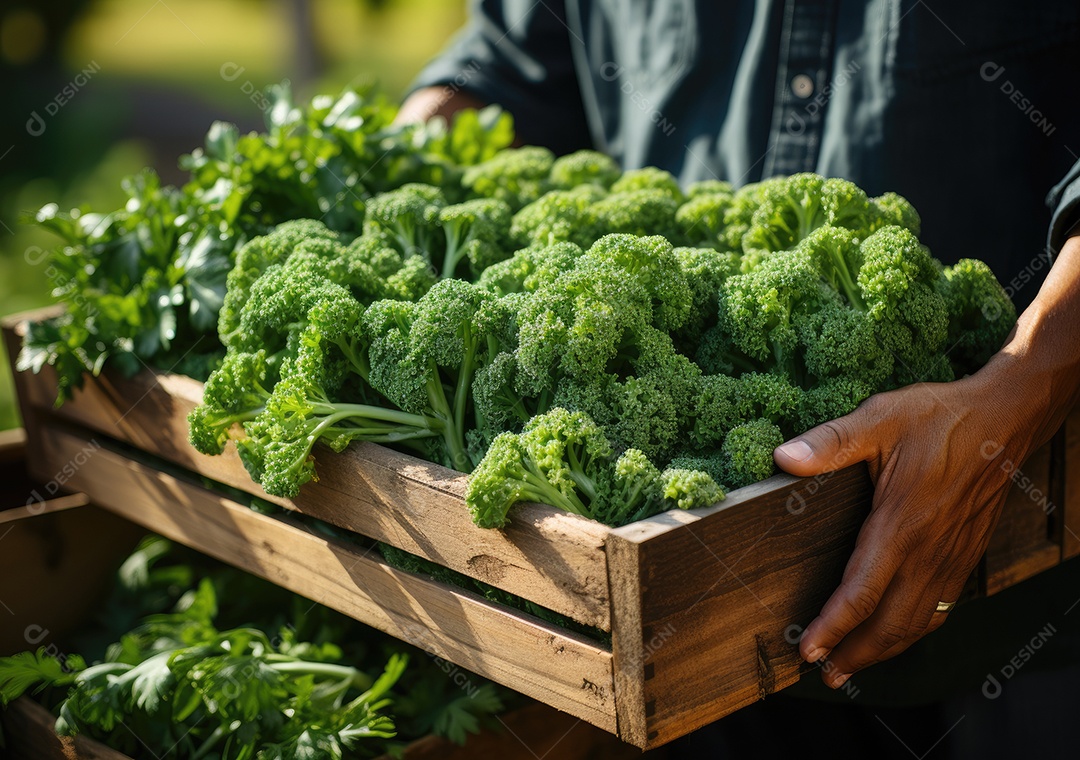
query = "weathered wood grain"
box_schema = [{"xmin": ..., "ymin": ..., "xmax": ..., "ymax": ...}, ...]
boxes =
[
  {"xmin": 1, "ymin": 698, "xmax": 132, "ymax": 760},
  {"xmin": 607, "ymin": 466, "xmax": 872, "ymax": 748},
  {"xmin": 983, "ymin": 442, "xmax": 1059, "ymax": 595},
  {"xmin": 34, "ymin": 423, "xmax": 617, "ymax": 732},
  {"xmin": 2, "ymin": 314, "xmax": 613, "ymax": 631}
]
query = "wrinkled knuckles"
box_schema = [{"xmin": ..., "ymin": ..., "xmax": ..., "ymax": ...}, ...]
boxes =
[{"xmin": 871, "ymin": 620, "xmax": 911, "ymax": 652}]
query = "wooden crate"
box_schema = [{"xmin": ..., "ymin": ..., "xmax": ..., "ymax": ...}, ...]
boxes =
[
  {"xmin": 1, "ymin": 697, "xmax": 647, "ymax": 760},
  {"xmin": 0, "ymin": 437, "xmax": 647, "ymax": 760},
  {"xmin": 1, "ymin": 311, "xmax": 1064, "ymax": 749}
]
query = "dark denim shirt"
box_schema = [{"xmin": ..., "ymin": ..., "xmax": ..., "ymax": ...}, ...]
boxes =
[{"xmin": 413, "ymin": 0, "xmax": 1080, "ymax": 308}]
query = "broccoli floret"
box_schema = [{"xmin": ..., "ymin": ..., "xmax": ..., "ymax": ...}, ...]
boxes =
[
  {"xmin": 465, "ymin": 409, "xmax": 717, "ymax": 528},
  {"xmin": 194, "ymin": 299, "xmax": 443, "ymax": 497},
  {"xmin": 687, "ymin": 179, "xmax": 734, "ymax": 198},
  {"xmin": 797, "ymin": 376, "xmax": 875, "ymax": 431},
  {"xmin": 462, "ymin": 146, "xmax": 555, "ymax": 211},
  {"xmin": 610, "ymin": 167, "xmax": 684, "ymax": 202},
  {"xmin": 717, "ymin": 180, "xmax": 774, "ymax": 254},
  {"xmin": 437, "ymin": 198, "xmax": 513, "ymax": 279},
  {"xmin": 936, "ymin": 258, "xmax": 1016, "ymax": 375},
  {"xmin": 676, "ymin": 192, "xmax": 733, "ymax": 247},
  {"xmin": 659, "ymin": 468, "xmax": 725, "ymax": 510},
  {"xmin": 580, "ymin": 234, "xmax": 694, "ymax": 331},
  {"xmin": 475, "ymin": 242, "xmax": 584, "ymax": 296},
  {"xmin": 582, "ymin": 189, "xmax": 681, "ymax": 243},
  {"xmin": 871, "ymin": 192, "xmax": 922, "ymax": 236},
  {"xmin": 672, "ymin": 246, "xmax": 741, "ymax": 347},
  {"xmin": 548, "ymin": 150, "xmax": 621, "ymax": 190},
  {"xmin": 857, "ymin": 225, "xmax": 949, "ymax": 377},
  {"xmin": 721, "ymin": 418, "xmax": 784, "ymax": 489},
  {"xmin": 718, "ymin": 247, "xmax": 830, "ymax": 372},
  {"xmin": 509, "ymin": 186, "xmax": 606, "ymax": 248},
  {"xmin": 465, "ymin": 409, "xmax": 612, "ymax": 528},
  {"xmin": 742, "ymin": 174, "xmax": 873, "ymax": 255},
  {"xmin": 362, "ymin": 183, "xmax": 446, "ymax": 257},
  {"xmin": 666, "ymin": 451, "xmax": 727, "ymax": 487},
  {"xmin": 219, "ymin": 220, "xmax": 342, "ymax": 346},
  {"xmin": 188, "ymin": 350, "xmax": 274, "ymax": 456},
  {"xmin": 366, "ymin": 279, "xmax": 514, "ymax": 471}
]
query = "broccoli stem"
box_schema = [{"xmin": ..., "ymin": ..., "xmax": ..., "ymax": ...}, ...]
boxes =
[
  {"xmin": 518, "ymin": 462, "xmax": 591, "ymax": 517},
  {"xmin": 441, "ymin": 227, "xmax": 465, "ymax": 279},
  {"xmin": 309, "ymin": 402, "xmax": 442, "ymax": 431},
  {"xmin": 424, "ymin": 362, "xmax": 470, "ymax": 471},
  {"xmin": 565, "ymin": 446, "xmax": 599, "ymax": 503}
]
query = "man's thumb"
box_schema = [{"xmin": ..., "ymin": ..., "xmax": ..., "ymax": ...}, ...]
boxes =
[{"xmin": 773, "ymin": 412, "xmax": 877, "ymax": 477}]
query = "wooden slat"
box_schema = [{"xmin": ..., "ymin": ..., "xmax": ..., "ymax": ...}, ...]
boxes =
[
  {"xmin": 1, "ymin": 698, "xmax": 132, "ymax": 760},
  {"xmin": 0, "ymin": 492, "xmax": 90, "ymax": 525},
  {"xmin": 2, "ymin": 315, "xmax": 613, "ymax": 631},
  {"xmin": 376, "ymin": 702, "xmax": 649, "ymax": 760},
  {"xmin": 1063, "ymin": 404, "xmax": 1080, "ymax": 560},
  {"xmin": 34, "ymin": 423, "xmax": 617, "ymax": 732},
  {"xmin": 0, "ymin": 504, "xmax": 144, "ymax": 656},
  {"xmin": 982, "ymin": 442, "xmax": 1059, "ymax": 595},
  {"xmin": 608, "ymin": 466, "xmax": 872, "ymax": 748},
  {"xmin": 0, "ymin": 427, "xmax": 26, "ymax": 461}
]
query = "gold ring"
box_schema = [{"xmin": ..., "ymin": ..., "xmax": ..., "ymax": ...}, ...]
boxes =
[{"xmin": 935, "ymin": 600, "xmax": 957, "ymax": 614}]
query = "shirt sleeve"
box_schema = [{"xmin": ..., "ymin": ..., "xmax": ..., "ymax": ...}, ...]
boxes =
[
  {"xmin": 408, "ymin": 0, "xmax": 592, "ymax": 155},
  {"xmin": 1047, "ymin": 159, "xmax": 1080, "ymax": 253}
]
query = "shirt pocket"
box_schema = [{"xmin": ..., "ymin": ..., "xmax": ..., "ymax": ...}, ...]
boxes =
[{"xmin": 889, "ymin": 0, "xmax": 1080, "ymax": 85}]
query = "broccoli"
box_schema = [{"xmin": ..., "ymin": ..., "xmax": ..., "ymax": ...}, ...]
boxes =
[
  {"xmin": 582, "ymin": 189, "xmax": 681, "ymax": 243},
  {"xmin": 218, "ymin": 220, "xmax": 343, "ymax": 347},
  {"xmin": 871, "ymin": 192, "xmax": 922, "ymax": 236},
  {"xmin": 437, "ymin": 198, "xmax": 513, "ymax": 279},
  {"xmin": 610, "ymin": 167, "xmax": 684, "ymax": 202},
  {"xmin": 465, "ymin": 408, "xmax": 722, "ymax": 528},
  {"xmin": 462, "ymin": 146, "xmax": 555, "ymax": 211},
  {"xmin": 192, "ymin": 299, "xmax": 444, "ymax": 496},
  {"xmin": 365, "ymin": 278, "xmax": 515, "ymax": 471},
  {"xmin": 936, "ymin": 258, "xmax": 1017, "ymax": 374},
  {"xmin": 509, "ymin": 186, "xmax": 606, "ymax": 248},
  {"xmin": 720, "ymin": 418, "xmax": 784, "ymax": 489},
  {"xmin": 548, "ymin": 150, "xmax": 621, "ymax": 190},
  {"xmin": 672, "ymin": 246, "xmax": 741, "ymax": 347},
  {"xmin": 686, "ymin": 179, "xmax": 734, "ymax": 198},
  {"xmin": 362, "ymin": 183, "xmax": 446, "ymax": 256},
  {"xmin": 475, "ymin": 242, "xmax": 584, "ymax": 296},
  {"xmin": 676, "ymin": 192, "xmax": 733, "ymax": 247},
  {"xmin": 741, "ymin": 174, "xmax": 874, "ymax": 255}
]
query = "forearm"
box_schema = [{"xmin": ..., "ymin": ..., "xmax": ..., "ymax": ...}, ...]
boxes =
[
  {"xmin": 395, "ymin": 86, "xmax": 491, "ymax": 126},
  {"xmin": 979, "ymin": 232, "xmax": 1080, "ymax": 449}
]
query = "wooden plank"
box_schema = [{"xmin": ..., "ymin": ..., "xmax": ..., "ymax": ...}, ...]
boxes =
[
  {"xmin": 1, "ymin": 698, "xmax": 133, "ymax": 760},
  {"xmin": 0, "ymin": 492, "xmax": 90, "ymax": 525},
  {"xmin": 609, "ymin": 465, "xmax": 872, "ymax": 748},
  {"xmin": 376, "ymin": 702, "xmax": 650, "ymax": 760},
  {"xmin": 2, "ymin": 315, "xmax": 613, "ymax": 631},
  {"xmin": 1063, "ymin": 404, "xmax": 1080, "ymax": 560},
  {"xmin": 983, "ymin": 442, "xmax": 1059, "ymax": 595},
  {"xmin": 34, "ymin": 423, "xmax": 617, "ymax": 733},
  {"xmin": 606, "ymin": 531, "xmax": 648, "ymax": 748},
  {"xmin": 0, "ymin": 427, "xmax": 26, "ymax": 461},
  {"xmin": 0, "ymin": 504, "xmax": 144, "ymax": 655}
]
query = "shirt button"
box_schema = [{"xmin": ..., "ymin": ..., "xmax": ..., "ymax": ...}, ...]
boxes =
[{"xmin": 791, "ymin": 74, "xmax": 814, "ymax": 98}]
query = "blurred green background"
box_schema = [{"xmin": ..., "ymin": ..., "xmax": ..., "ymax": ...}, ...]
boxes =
[{"xmin": 0, "ymin": 0, "xmax": 466, "ymax": 429}]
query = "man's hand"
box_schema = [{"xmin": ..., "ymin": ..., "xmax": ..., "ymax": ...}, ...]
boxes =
[{"xmin": 774, "ymin": 233, "xmax": 1080, "ymax": 689}]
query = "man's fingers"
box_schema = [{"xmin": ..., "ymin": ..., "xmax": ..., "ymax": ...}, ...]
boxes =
[
  {"xmin": 820, "ymin": 564, "xmax": 972, "ymax": 687},
  {"xmin": 774, "ymin": 404, "xmax": 881, "ymax": 478},
  {"xmin": 798, "ymin": 503, "xmax": 910, "ymax": 663}
]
